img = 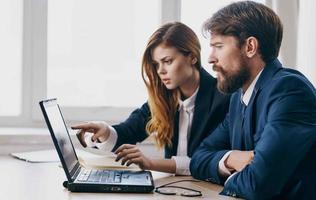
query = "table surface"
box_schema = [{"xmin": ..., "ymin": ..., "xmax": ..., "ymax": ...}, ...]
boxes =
[{"xmin": 0, "ymin": 155, "xmax": 240, "ymax": 200}]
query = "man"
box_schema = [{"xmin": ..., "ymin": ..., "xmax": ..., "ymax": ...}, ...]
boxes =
[{"xmin": 190, "ymin": 1, "xmax": 316, "ymax": 199}]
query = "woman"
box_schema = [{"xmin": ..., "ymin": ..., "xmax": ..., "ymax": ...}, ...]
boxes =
[{"xmin": 72, "ymin": 22, "xmax": 230, "ymax": 175}]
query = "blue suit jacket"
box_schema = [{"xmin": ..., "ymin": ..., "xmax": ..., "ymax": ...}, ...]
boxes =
[
  {"xmin": 190, "ymin": 59, "xmax": 316, "ymax": 200},
  {"xmin": 112, "ymin": 68, "xmax": 230, "ymax": 158}
]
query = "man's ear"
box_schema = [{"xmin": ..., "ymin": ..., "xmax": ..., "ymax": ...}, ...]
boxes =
[{"xmin": 244, "ymin": 36, "xmax": 259, "ymax": 58}]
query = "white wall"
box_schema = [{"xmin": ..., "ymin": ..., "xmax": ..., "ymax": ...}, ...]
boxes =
[{"xmin": 297, "ymin": 0, "xmax": 316, "ymax": 86}]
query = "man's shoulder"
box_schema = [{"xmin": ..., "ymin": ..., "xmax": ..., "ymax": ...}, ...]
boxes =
[
  {"xmin": 265, "ymin": 68, "xmax": 315, "ymax": 93},
  {"xmin": 253, "ymin": 68, "xmax": 316, "ymax": 112}
]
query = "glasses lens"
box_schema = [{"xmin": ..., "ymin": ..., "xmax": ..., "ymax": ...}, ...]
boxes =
[
  {"xmin": 156, "ymin": 187, "xmax": 176, "ymax": 195},
  {"xmin": 157, "ymin": 187, "xmax": 201, "ymax": 197},
  {"xmin": 181, "ymin": 191, "xmax": 202, "ymax": 197}
]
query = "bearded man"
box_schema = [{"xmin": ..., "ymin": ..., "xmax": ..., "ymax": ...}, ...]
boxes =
[{"xmin": 190, "ymin": 1, "xmax": 316, "ymax": 200}]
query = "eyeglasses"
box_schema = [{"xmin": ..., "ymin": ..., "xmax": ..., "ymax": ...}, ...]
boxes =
[{"xmin": 155, "ymin": 180, "xmax": 202, "ymax": 197}]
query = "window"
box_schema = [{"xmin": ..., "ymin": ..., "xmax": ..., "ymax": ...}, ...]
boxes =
[
  {"xmin": 0, "ymin": 0, "xmax": 23, "ymax": 116},
  {"xmin": 1, "ymin": 0, "xmax": 163, "ymax": 126},
  {"xmin": 47, "ymin": 0, "xmax": 160, "ymax": 108},
  {"xmin": 1, "ymin": 0, "xmax": 314, "ymax": 128},
  {"xmin": 297, "ymin": 0, "xmax": 316, "ymax": 86}
]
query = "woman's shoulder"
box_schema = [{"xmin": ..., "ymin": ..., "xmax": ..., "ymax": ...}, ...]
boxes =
[{"xmin": 199, "ymin": 67, "xmax": 217, "ymax": 87}]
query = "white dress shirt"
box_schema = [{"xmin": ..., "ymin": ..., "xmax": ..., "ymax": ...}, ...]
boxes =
[
  {"xmin": 89, "ymin": 87, "xmax": 199, "ymax": 175},
  {"xmin": 171, "ymin": 87, "xmax": 199, "ymax": 175},
  {"xmin": 82, "ymin": 126, "xmax": 118, "ymax": 151},
  {"xmin": 218, "ymin": 69, "xmax": 263, "ymax": 183}
]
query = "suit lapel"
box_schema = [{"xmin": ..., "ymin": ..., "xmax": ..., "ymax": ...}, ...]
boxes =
[
  {"xmin": 165, "ymin": 111, "xmax": 179, "ymax": 158},
  {"xmin": 166, "ymin": 68, "xmax": 217, "ymax": 157},
  {"xmin": 188, "ymin": 68, "xmax": 215, "ymax": 155},
  {"xmin": 242, "ymin": 89, "xmax": 258, "ymax": 150},
  {"xmin": 241, "ymin": 59, "xmax": 283, "ymax": 150},
  {"xmin": 255, "ymin": 59, "xmax": 283, "ymax": 91}
]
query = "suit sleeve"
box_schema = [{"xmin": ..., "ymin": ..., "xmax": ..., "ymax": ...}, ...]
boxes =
[
  {"xmin": 222, "ymin": 77, "xmax": 316, "ymax": 200},
  {"xmin": 111, "ymin": 102, "xmax": 151, "ymax": 151},
  {"xmin": 190, "ymin": 112, "xmax": 231, "ymax": 185}
]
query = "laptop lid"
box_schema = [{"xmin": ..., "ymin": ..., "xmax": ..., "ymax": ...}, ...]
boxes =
[
  {"xmin": 40, "ymin": 98, "xmax": 155, "ymax": 193},
  {"xmin": 39, "ymin": 98, "xmax": 80, "ymax": 182}
]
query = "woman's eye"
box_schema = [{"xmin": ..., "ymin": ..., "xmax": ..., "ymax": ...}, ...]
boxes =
[
  {"xmin": 165, "ymin": 60, "xmax": 172, "ymax": 65},
  {"xmin": 152, "ymin": 63, "xmax": 158, "ymax": 68}
]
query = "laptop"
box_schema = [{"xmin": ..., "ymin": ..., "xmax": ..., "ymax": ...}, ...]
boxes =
[{"xmin": 39, "ymin": 98, "xmax": 155, "ymax": 193}]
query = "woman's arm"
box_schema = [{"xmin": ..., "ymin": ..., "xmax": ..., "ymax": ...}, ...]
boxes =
[
  {"xmin": 115, "ymin": 144, "xmax": 176, "ymax": 173},
  {"xmin": 148, "ymin": 159, "xmax": 176, "ymax": 174},
  {"xmin": 71, "ymin": 102, "xmax": 151, "ymax": 151}
]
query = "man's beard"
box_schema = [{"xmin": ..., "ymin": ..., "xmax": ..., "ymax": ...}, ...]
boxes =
[{"xmin": 214, "ymin": 59, "xmax": 251, "ymax": 94}]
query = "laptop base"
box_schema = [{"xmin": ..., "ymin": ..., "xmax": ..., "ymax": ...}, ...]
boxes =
[{"xmin": 64, "ymin": 181, "xmax": 153, "ymax": 193}]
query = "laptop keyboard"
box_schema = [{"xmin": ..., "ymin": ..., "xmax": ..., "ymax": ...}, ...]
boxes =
[{"xmin": 77, "ymin": 169, "xmax": 122, "ymax": 183}]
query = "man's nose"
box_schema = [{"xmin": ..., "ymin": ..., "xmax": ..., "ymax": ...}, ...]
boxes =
[{"xmin": 208, "ymin": 50, "xmax": 217, "ymax": 65}]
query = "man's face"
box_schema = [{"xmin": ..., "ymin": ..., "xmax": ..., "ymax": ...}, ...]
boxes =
[{"xmin": 208, "ymin": 34, "xmax": 251, "ymax": 94}]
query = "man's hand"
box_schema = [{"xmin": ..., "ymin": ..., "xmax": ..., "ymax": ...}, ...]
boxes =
[{"xmin": 225, "ymin": 150, "xmax": 254, "ymax": 172}]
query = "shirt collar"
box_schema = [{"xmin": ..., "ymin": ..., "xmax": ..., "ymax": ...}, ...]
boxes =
[
  {"xmin": 178, "ymin": 86, "xmax": 199, "ymax": 111},
  {"xmin": 241, "ymin": 69, "xmax": 263, "ymax": 106}
]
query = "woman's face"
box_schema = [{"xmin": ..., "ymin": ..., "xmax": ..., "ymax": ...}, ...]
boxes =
[{"xmin": 152, "ymin": 44, "xmax": 196, "ymax": 90}]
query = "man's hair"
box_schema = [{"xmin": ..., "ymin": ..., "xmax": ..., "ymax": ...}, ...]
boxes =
[{"xmin": 203, "ymin": 1, "xmax": 283, "ymax": 63}]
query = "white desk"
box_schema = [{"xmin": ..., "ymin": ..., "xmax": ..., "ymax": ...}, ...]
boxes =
[{"xmin": 0, "ymin": 156, "xmax": 240, "ymax": 200}]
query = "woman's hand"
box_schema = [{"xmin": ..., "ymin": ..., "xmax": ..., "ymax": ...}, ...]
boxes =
[
  {"xmin": 114, "ymin": 144, "xmax": 153, "ymax": 170},
  {"xmin": 71, "ymin": 121, "xmax": 110, "ymax": 147}
]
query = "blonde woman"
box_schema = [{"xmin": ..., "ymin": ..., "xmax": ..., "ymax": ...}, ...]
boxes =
[{"xmin": 72, "ymin": 22, "xmax": 230, "ymax": 175}]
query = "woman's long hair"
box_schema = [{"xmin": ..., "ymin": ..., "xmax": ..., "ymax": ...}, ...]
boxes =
[{"xmin": 141, "ymin": 22, "xmax": 201, "ymax": 148}]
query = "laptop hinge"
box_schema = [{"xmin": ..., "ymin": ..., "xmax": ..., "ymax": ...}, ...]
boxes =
[{"xmin": 71, "ymin": 162, "xmax": 81, "ymax": 181}]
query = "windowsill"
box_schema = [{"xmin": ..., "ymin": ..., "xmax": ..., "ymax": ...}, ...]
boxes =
[
  {"xmin": 0, "ymin": 127, "xmax": 52, "ymax": 145},
  {"xmin": 0, "ymin": 127, "xmax": 56, "ymax": 155},
  {"xmin": 1, "ymin": 126, "xmax": 163, "ymax": 158},
  {"xmin": 0, "ymin": 127, "xmax": 154, "ymax": 144},
  {"xmin": 0, "ymin": 127, "xmax": 86, "ymax": 144},
  {"xmin": 0, "ymin": 127, "xmax": 158, "ymax": 156},
  {"xmin": 0, "ymin": 127, "xmax": 84, "ymax": 155}
]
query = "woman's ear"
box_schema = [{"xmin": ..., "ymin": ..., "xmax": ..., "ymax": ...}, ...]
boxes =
[
  {"xmin": 191, "ymin": 56, "xmax": 197, "ymax": 65},
  {"xmin": 244, "ymin": 36, "xmax": 259, "ymax": 58}
]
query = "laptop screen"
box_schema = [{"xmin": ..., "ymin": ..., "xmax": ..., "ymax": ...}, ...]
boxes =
[{"xmin": 42, "ymin": 99, "xmax": 78, "ymax": 174}]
